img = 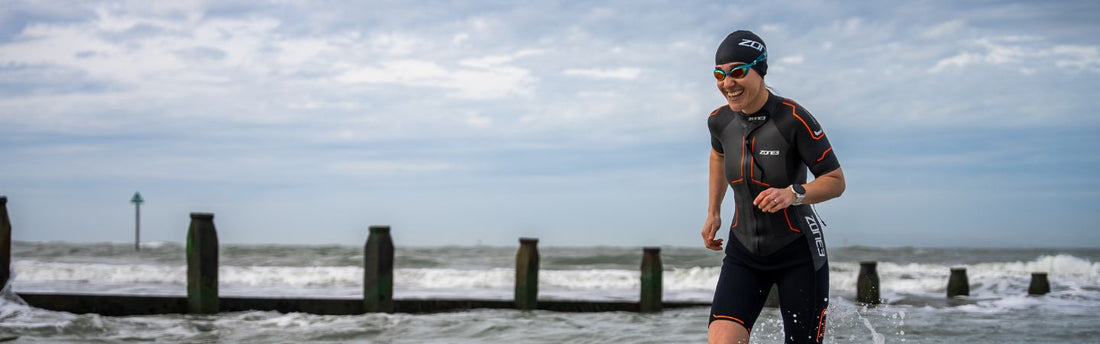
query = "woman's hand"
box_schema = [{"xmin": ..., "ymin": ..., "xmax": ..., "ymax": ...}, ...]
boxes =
[
  {"xmin": 753, "ymin": 168, "xmax": 846, "ymax": 213},
  {"xmin": 702, "ymin": 215, "xmax": 724, "ymax": 250},
  {"xmin": 753, "ymin": 187, "xmax": 795, "ymax": 213}
]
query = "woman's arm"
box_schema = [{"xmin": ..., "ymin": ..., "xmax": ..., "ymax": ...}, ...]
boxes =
[
  {"xmin": 702, "ymin": 149, "xmax": 728, "ymax": 250},
  {"xmin": 753, "ymin": 167, "xmax": 845, "ymax": 213},
  {"xmin": 802, "ymin": 167, "xmax": 845, "ymax": 204}
]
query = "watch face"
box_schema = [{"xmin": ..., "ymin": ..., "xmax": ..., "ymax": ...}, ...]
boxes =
[{"xmin": 792, "ymin": 184, "xmax": 806, "ymax": 195}]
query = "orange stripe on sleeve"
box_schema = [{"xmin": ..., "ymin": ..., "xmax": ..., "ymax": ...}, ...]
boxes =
[
  {"xmin": 817, "ymin": 147, "xmax": 833, "ymax": 162},
  {"xmin": 783, "ymin": 102, "xmax": 825, "ymax": 140}
]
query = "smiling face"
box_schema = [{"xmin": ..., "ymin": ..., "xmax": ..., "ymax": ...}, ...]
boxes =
[{"xmin": 715, "ymin": 63, "xmax": 768, "ymax": 114}]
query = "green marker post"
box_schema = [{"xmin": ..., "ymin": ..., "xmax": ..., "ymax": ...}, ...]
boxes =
[{"xmin": 130, "ymin": 192, "xmax": 143, "ymax": 251}]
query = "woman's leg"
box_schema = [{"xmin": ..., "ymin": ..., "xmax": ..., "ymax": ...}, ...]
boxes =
[
  {"xmin": 776, "ymin": 260, "xmax": 830, "ymax": 343},
  {"xmin": 709, "ymin": 255, "xmax": 771, "ymax": 344}
]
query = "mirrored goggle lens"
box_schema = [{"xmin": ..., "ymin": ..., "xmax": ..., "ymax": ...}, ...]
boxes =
[{"xmin": 713, "ymin": 66, "xmax": 749, "ymax": 81}]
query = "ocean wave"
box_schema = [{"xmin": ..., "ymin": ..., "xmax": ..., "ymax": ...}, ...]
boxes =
[
  {"xmin": 10, "ymin": 254, "xmax": 1098, "ymax": 302},
  {"xmin": 830, "ymin": 254, "xmax": 1100, "ymax": 296}
]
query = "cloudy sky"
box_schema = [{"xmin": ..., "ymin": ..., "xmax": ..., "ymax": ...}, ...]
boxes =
[{"xmin": 2, "ymin": 0, "xmax": 1098, "ymax": 248}]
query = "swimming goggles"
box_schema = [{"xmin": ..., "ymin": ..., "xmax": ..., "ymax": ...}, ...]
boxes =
[{"xmin": 713, "ymin": 51, "xmax": 767, "ymax": 81}]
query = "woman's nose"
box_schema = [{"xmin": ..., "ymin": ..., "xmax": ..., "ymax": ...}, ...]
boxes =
[{"xmin": 720, "ymin": 76, "xmax": 738, "ymax": 88}]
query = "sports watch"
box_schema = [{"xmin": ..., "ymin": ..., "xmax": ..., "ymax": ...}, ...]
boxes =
[{"xmin": 789, "ymin": 184, "xmax": 806, "ymax": 206}]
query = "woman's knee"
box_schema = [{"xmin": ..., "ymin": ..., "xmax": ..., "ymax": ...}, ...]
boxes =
[{"xmin": 708, "ymin": 319, "xmax": 750, "ymax": 344}]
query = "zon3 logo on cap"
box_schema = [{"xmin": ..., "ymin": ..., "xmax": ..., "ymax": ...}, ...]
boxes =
[{"xmin": 738, "ymin": 39, "xmax": 764, "ymax": 52}]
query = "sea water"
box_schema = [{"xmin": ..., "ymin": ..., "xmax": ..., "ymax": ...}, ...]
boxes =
[{"xmin": 1, "ymin": 242, "xmax": 1098, "ymax": 343}]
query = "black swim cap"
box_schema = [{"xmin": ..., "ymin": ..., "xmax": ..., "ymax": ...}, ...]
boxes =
[{"xmin": 715, "ymin": 30, "xmax": 767, "ymax": 78}]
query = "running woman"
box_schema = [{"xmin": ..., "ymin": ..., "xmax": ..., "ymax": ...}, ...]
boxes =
[{"xmin": 702, "ymin": 30, "xmax": 846, "ymax": 344}]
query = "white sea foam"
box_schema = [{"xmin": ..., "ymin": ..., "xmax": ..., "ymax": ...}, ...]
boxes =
[
  {"xmin": 11, "ymin": 254, "xmax": 1099, "ymax": 306},
  {"xmin": 830, "ymin": 254, "xmax": 1100, "ymax": 296}
]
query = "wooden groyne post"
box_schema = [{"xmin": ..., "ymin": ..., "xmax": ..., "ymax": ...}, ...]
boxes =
[
  {"xmin": 515, "ymin": 238, "xmax": 539, "ymax": 310},
  {"xmin": 639, "ymin": 247, "xmax": 662, "ymax": 312},
  {"xmin": 1028, "ymin": 272, "xmax": 1050, "ymax": 295},
  {"xmin": 187, "ymin": 212, "xmax": 219, "ymax": 314},
  {"xmin": 947, "ymin": 267, "xmax": 969, "ymax": 298},
  {"xmin": 364, "ymin": 225, "xmax": 395, "ymax": 313},
  {"xmin": 1, "ymin": 196, "xmax": 11, "ymax": 289},
  {"xmin": 857, "ymin": 261, "xmax": 881, "ymax": 304}
]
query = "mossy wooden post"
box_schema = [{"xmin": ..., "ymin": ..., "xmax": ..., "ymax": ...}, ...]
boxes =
[
  {"xmin": 857, "ymin": 261, "xmax": 881, "ymax": 304},
  {"xmin": 1028, "ymin": 272, "xmax": 1050, "ymax": 295},
  {"xmin": 363, "ymin": 225, "xmax": 394, "ymax": 313},
  {"xmin": 187, "ymin": 212, "xmax": 219, "ymax": 314},
  {"xmin": 1, "ymin": 196, "xmax": 11, "ymax": 289},
  {"xmin": 947, "ymin": 267, "xmax": 969, "ymax": 298},
  {"xmin": 639, "ymin": 247, "xmax": 662, "ymax": 312},
  {"xmin": 515, "ymin": 238, "xmax": 539, "ymax": 310}
]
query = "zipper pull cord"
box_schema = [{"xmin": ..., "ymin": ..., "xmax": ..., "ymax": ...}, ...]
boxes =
[{"xmin": 811, "ymin": 204, "xmax": 828, "ymax": 227}]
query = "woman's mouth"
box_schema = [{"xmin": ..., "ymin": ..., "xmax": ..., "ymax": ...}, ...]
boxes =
[{"xmin": 726, "ymin": 89, "xmax": 744, "ymax": 98}]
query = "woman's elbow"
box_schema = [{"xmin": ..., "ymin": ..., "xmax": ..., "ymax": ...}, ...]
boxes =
[{"xmin": 827, "ymin": 168, "xmax": 846, "ymax": 198}]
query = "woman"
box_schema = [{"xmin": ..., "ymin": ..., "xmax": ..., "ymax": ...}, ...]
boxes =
[{"xmin": 702, "ymin": 30, "xmax": 846, "ymax": 344}]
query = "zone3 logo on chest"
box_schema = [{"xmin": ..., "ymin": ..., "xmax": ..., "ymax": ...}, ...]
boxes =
[{"xmin": 758, "ymin": 150, "xmax": 780, "ymax": 156}]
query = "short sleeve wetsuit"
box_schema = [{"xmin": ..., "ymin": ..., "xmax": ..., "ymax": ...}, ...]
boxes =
[{"xmin": 707, "ymin": 91, "xmax": 840, "ymax": 343}]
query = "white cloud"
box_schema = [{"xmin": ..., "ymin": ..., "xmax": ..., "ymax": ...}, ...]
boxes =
[
  {"xmin": 839, "ymin": 17, "xmax": 864, "ymax": 36},
  {"xmin": 459, "ymin": 49, "xmax": 544, "ymax": 68},
  {"xmin": 336, "ymin": 58, "xmax": 535, "ymax": 100},
  {"xmin": 562, "ymin": 67, "xmax": 641, "ymax": 80},
  {"xmin": 326, "ymin": 160, "xmax": 463, "ymax": 176},
  {"xmin": 335, "ymin": 59, "xmax": 445, "ymax": 84},
  {"xmin": 459, "ymin": 54, "xmax": 517, "ymax": 69},
  {"xmin": 779, "ymin": 55, "xmax": 804, "ymax": 65},
  {"xmin": 921, "ymin": 20, "xmax": 965, "ymax": 39},
  {"xmin": 931, "ymin": 37, "xmax": 1100, "ymax": 73},
  {"xmin": 464, "ymin": 112, "xmax": 493, "ymax": 128},
  {"xmin": 1051, "ymin": 45, "xmax": 1100, "ymax": 72},
  {"xmin": 451, "ymin": 33, "xmax": 470, "ymax": 46},
  {"xmin": 275, "ymin": 38, "xmax": 338, "ymax": 66},
  {"xmin": 760, "ymin": 24, "xmax": 786, "ymax": 34},
  {"xmin": 930, "ymin": 52, "xmax": 984, "ymax": 72}
]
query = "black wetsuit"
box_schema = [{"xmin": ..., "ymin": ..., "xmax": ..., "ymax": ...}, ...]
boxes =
[{"xmin": 707, "ymin": 92, "xmax": 840, "ymax": 343}]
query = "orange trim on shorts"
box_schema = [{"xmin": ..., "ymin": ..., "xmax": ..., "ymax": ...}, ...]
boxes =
[
  {"xmin": 816, "ymin": 307, "xmax": 828, "ymax": 341},
  {"xmin": 711, "ymin": 314, "xmax": 745, "ymax": 325}
]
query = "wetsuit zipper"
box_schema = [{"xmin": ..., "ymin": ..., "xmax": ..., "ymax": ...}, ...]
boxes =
[{"xmin": 741, "ymin": 133, "xmax": 763, "ymax": 255}]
